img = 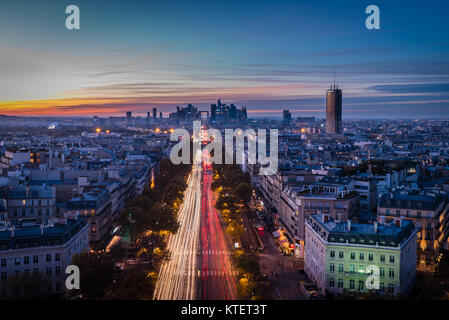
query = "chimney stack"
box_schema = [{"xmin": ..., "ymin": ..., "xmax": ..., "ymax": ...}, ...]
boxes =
[
  {"xmin": 347, "ymin": 220, "xmax": 351, "ymax": 232},
  {"xmin": 374, "ymin": 221, "xmax": 378, "ymax": 233}
]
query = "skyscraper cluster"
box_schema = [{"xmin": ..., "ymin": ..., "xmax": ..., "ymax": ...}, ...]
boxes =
[
  {"xmin": 210, "ymin": 99, "xmax": 247, "ymax": 123},
  {"xmin": 169, "ymin": 104, "xmax": 201, "ymax": 121}
]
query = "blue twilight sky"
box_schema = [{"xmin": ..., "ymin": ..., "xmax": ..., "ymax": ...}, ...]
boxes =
[{"xmin": 0, "ymin": 0, "xmax": 448, "ymax": 118}]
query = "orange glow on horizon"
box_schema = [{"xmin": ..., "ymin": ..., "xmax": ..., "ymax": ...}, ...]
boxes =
[
  {"xmin": 0, "ymin": 98, "xmax": 133, "ymax": 116},
  {"xmin": 0, "ymin": 83, "xmax": 320, "ymax": 116}
]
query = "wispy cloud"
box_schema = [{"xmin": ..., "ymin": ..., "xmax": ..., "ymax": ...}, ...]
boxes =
[{"xmin": 368, "ymin": 83, "xmax": 449, "ymax": 94}]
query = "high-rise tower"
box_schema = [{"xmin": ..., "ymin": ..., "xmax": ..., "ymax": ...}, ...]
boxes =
[
  {"xmin": 126, "ymin": 111, "xmax": 132, "ymax": 125},
  {"xmin": 326, "ymin": 85, "xmax": 342, "ymax": 134},
  {"xmin": 283, "ymin": 109, "xmax": 292, "ymax": 124},
  {"xmin": 210, "ymin": 104, "xmax": 217, "ymax": 121}
]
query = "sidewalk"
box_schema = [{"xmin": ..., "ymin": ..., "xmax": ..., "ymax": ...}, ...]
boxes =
[{"xmin": 258, "ymin": 228, "xmax": 307, "ymax": 300}]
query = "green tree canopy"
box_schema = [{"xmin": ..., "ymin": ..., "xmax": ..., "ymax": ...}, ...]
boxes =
[{"xmin": 71, "ymin": 253, "xmax": 115, "ymax": 299}]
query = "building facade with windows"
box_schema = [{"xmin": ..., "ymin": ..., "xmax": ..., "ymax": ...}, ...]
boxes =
[
  {"xmin": 378, "ymin": 188, "xmax": 449, "ymax": 272},
  {"xmin": 0, "ymin": 214, "xmax": 89, "ymax": 298},
  {"xmin": 0, "ymin": 148, "xmax": 31, "ymax": 169},
  {"xmin": 0, "ymin": 185, "xmax": 56, "ymax": 225},
  {"xmin": 353, "ymin": 177, "xmax": 378, "ymax": 212},
  {"xmin": 278, "ymin": 177, "xmax": 360, "ymax": 258},
  {"xmin": 63, "ymin": 189, "xmax": 111, "ymax": 244},
  {"xmin": 305, "ymin": 214, "xmax": 417, "ymax": 297}
]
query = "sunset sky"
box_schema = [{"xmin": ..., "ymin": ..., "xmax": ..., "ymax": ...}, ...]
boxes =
[{"xmin": 0, "ymin": 0, "xmax": 448, "ymax": 118}]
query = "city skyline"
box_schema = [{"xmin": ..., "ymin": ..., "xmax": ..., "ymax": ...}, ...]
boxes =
[
  {"xmin": 1, "ymin": 0, "xmax": 449, "ymax": 304},
  {"xmin": 0, "ymin": 0, "xmax": 449, "ymax": 118}
]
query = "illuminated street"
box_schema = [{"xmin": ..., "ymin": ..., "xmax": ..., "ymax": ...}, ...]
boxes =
[
  {"xmin": 153, "ymin": 164, "xmax": 202, "ymax": 300},
  {"xmin": 154, "ymin": 139, "xmax": 238, "ymax": 300},
  {"xmin": 200, "ymin": 157, "xmax": 238, "ymax": 300}
]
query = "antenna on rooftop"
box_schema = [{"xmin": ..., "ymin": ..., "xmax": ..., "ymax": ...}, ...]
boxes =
[{"xmin": 333, "ymin": 67, "xmax": 336, "ymax": 88}]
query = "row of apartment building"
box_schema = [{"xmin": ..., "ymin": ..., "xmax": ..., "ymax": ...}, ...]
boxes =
[
  {"xmin": 0, "ymin": 214, "xmax": 89, "ymax": 298},
  {"xmin": 249, "ymin": 160, "xmax": 447, "ymax": 297},
  {"xmin": 0, "ymin": 129, "xmax": 170, "ymax": 299}
]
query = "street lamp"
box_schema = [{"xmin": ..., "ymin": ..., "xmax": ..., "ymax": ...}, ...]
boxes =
[{"xmin": 47, "ymin": 122, "xmax": 59, "ymax": 169}]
